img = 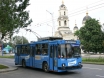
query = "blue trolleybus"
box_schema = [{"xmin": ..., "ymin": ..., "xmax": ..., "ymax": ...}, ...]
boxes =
[{"xmin": 15, "ymin": 37, "xmax": 83, "ymax": 72}]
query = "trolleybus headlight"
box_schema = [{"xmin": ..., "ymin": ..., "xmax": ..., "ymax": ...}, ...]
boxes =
[
  {"xmin": 78, "ymin": 62, "xmax": 83, "ymax": 67},
  {"xmin": 78, "ymin": 62, "xmax": 81, "ymax": 65},
  {"xmin": 62, "ymin": 63, "xmax": 65, "ymax": 67}
]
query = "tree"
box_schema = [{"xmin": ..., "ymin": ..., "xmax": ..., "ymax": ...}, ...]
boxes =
[
  {"xmin": 12, "ymin": 36, "xmax": 29, "ymax": 45},
  {"xmin": 75, "ymin": 18, "xmax": 104, "ymax": 53},
  {"xmin": 0, "ymin": 0, "xmax": 32, "ymax": 39},
  {"xmin": 74, "ymin": 30, "xmax": 80, "ymax": 39}
]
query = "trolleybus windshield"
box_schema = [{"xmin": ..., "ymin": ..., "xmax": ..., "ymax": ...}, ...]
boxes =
[{"xmin": 58, "ymin": 44, "xmax": 81, "ymax": 58}]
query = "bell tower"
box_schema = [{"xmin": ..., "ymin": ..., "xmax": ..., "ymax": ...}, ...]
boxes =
[
  {"xmin": 57, "ymin": 0, "xmax": 69, "ymax": 30},
  {"xmin": 54, "ymin": 0, "xmax": 77, "ymax": 40}
]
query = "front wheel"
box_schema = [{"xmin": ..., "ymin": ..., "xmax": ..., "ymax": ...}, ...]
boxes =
[{"xmin": 43, "ymin": 63, "xmax": 49, "ymax": 72}]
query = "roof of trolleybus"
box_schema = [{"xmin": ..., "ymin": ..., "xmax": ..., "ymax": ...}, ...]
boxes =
[
  {"xmin": 28, "ymin": 36, "xmax": 80, "ymax": 45},
  {"xmin": 15, "ymin": 37, "xmax": 80, "ymax": 45},
  {"xmin": 31, "ymin": 39, "xmax": 80, "ymax": 46}
]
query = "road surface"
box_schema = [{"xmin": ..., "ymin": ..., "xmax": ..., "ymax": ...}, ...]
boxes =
[{"xmin": 0, "ymin": 58, "xmax": 104, "ymax": 78}]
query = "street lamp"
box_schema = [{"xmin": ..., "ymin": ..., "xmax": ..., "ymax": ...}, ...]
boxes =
[
  {"xmin": 46, "ymin": 10, "xmax": 55, "ymax": 36},
  {"xmin": 0, "ymin": 32, "xmax": 3, "ymax": 56},
  {"xmin": 101, "ymin": 23, "xmax": 104, "ymax": 32},
  {"xmin": 0, "ymin": 32, "xmax": 2, "ymax": 40}
]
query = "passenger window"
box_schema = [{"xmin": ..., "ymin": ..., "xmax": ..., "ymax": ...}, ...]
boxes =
[
  {"xmin": 17, "ymin": 47, "xmax": 20, "ymax": 55},
  {"xmin": 42, "ymin": 43, "xmax": 48, "ymax": 55},
  {"xmin": 36, "ymin": 44, "xmax": 41, "ymax": 55},
  {"xmin": 25, "ymin": 45, "xmax": 30, "ymax": 54}
]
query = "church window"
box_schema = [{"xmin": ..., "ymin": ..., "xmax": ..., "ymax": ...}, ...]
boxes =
[
  {"xmin": 59, "ymin": 21, "xmax": 61, "ymax": 26},
  {"xmin": 60, "ymin": 12, "xmax": 61, "ymax": 16},
  {"xmin": 64, "ymin": 20, "xmax": 67, "ymax": 25},
  {"xmin": 64, "ymin": 11, "xmax": 66, "ymax": 15}
]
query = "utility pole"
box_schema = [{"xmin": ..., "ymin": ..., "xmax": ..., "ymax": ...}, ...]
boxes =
[
  {"xmin": 46, "ymin": 10, "xmax": 55, "ymax": 36},
  {"xmin": 0, "ymin": 32, "xmax": 3, "ymax": 56}
]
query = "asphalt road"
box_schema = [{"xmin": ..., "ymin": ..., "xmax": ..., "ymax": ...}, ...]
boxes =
[{"xmin": 0, "ymin": 58, "xmax": 104, "ymax": 78}]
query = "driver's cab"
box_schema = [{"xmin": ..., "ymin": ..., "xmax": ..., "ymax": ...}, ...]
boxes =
[{"xmin": 58, "ymin": 43, "xmax": 81, "ymax": 58}]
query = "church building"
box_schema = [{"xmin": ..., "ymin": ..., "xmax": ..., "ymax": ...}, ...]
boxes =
[{"xmin": 54, "ymin": 0, "xmax": 78, "ymax": 40}]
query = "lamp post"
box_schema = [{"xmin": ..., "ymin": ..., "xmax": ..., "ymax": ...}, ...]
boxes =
[
  {"xmin": 20, "ymin": 28, "xmax": 24, "ymax": 44},
  {"xmin": 0, "ymin": 32, "xmax": 3, "ymax": 56},
  {"xmin": 46, "ymin": 10, "xmax": 55, "ymax": 36}
]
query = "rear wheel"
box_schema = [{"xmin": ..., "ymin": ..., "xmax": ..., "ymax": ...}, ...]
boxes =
[
  {"xmin": 22, "ymin": 60, "xmax": 26, "ymax": 68},
  {"xmin": 43, "ymin": 62, "xmax": 49, "ymax": 72}
]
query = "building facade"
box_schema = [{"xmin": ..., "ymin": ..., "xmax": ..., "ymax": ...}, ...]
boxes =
[{"xmin": 54, "ymin": 1, "xmax": 78, "ymax": 40}]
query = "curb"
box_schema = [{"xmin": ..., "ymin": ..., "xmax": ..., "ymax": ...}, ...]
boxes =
[{"xmin": 0, "ymin": 64, "xmax": 18, "ymax": 73}]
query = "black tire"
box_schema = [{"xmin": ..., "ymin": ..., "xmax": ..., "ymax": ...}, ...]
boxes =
[
  {"xmin": 22, "ymin": 60, "xmax": 26, "ymax": 68},
  {"xmin": 43, "ymin": 63, "xmax": 49, "ymax": 72}
]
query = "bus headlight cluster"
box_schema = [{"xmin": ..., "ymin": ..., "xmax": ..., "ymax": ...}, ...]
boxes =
[
  {"xmin": 78, "ymin": 62, "xmax": 83, "ymax": 67},
  {"xmin": 78, "ymin": 62, "xmax": 81, "ymax": 65},
  {"xmin": 62, "ymin": 63, "xmax": 65, "ymax": 67}
]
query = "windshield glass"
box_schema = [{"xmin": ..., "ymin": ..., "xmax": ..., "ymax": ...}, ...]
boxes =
[
  {"xmin": 72, "ymin": 46, "xmax": 81, "ymax": 57},
  {"xmin": 58, "ymin": 44, "xmax": 81, "ymax": 58}
]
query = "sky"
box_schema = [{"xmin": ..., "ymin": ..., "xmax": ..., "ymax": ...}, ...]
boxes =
[{"xmin": 13, "ymin": 0, "xmax": 104, "ymax": 42}]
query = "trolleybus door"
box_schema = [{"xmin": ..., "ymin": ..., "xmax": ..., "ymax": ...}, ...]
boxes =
[
  {"xmin": 15, "ymin": 46, "xmax": 20, "ymax": 64},
  {"xmin": 30, "ymin": 45, "xmax": 35, "ymax": 67},
  {"xmin": 49, "ymin": 44, "xmax": 58, "ymax": 71}
]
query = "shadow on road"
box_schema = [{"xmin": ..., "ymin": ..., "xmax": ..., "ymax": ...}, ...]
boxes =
[{"xmin": 17, "ymin": 66, "xmax": 79, "ymax": 75}]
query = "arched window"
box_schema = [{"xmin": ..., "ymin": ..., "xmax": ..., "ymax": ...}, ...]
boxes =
[
  {"xmin": 64, "ymin": 11, "xmax": 66, "ymax": 15},
  {"xmin": 64, "ymin": 20, "xmax": 67, "ymax": 25},
  {"xmin": 59, "ymin": 21, "xmax": 61, "ymax": 26}
]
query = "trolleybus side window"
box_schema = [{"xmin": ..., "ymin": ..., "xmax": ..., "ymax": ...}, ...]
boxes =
[
  {"xmin": 25, "ymin": 45, "xmax": 30, "ymax": 54},
  {"xmin": 17, "ymin": 47, "xmax": 20, "ymax": 55},
  {"xmin": 21, "ymin": 45, "xmax": 25, "ymax": 54},
  {"xmin": 42, "ymin": 43, "xmax": 48, "ymax": 55},
  {"xmin": 36, "ymin": 44, "xmax": 41, "ymax": 55}
]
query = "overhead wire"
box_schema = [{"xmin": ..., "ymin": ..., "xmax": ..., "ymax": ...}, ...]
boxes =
[
  {"xmin": 69, "ymin": 0, "xmax": 103, "ymax": 13},
  {"xmin": 26, "ymin": 0, "xmax": 104, "ymax": 35},
  {"xmin": 33, "ymin": 1, "xmax": 104, "ymax": 27},
  {"xmin": 34, "ymin": 0, "xmax": 103, "ymax": 27}
]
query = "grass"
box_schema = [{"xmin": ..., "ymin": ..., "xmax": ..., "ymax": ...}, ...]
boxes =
[
  {"xmin": 0, "ymin": 56, "xmax": 14, "ymax": 59},
  {"xmin": 82, "ymin": 57, "xmax": 104, "ymax": 64},
  {"xmin": 82, "ymin": 61, "xmax": 104, "ymax": 65},
  {"xmin": 0, "ymin": 64, "xmax": 8, "ymax": 69}
]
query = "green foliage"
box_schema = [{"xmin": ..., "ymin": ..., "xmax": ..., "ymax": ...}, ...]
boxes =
[
  {"xmin": 0, "ymin": 0, "xmax": 32, "ymax": 39},
  {"xmin": 12, "ymin": 36, "xmax": 29, "ymax": 45},
  {"xmin": 2, "ymin": 36, "xmax": 29, "ymax": 48},
  {"xmin": 83, "ymin": 57, "xmax": 104, "ymax": 62},
  {"xmin": 0, "ymin": 56, "xmax": 14, "ymax": 59},
  {"xmin": 0, "ymin": 64, "xmax": 8, "ymax": 69},
  {"xmin": 75, "ymin": 18, "xmax": 104, "ymax": 53},
  {"xmin": 74, "ymin": 30, "xmax": 80, "ymax": 39}
]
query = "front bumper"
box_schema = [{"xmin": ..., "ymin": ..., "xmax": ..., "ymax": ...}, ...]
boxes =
[{"xmin": 58, "ymin": 65, "xmax": 83, "ymax": 70}]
